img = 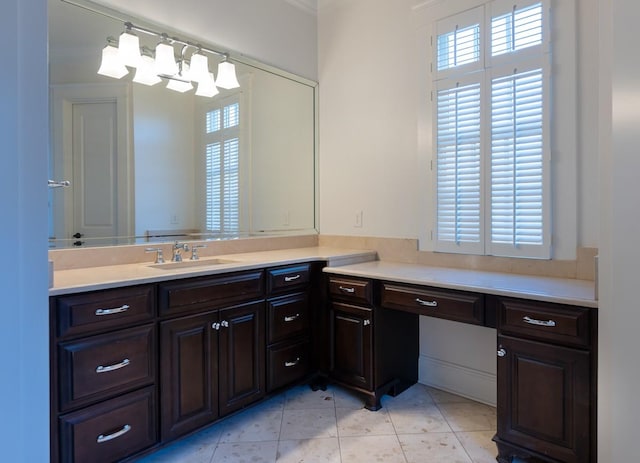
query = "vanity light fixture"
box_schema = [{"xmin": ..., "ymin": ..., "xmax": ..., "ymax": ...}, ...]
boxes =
[
  {"xmin": 189, "ymin": 50, "xmax": 210, "ymax": 84},
  {"xmin": 154, "ymin": 36, "xmax": 179, "ymax": 76},
  {"xmin": 118, "ymin": 24, "xmax": 142, "ymax": 67},
  {"xmin": 133, "ymin": 49, "xmax": 162, "ymax": 86},
  {"xmin": 97, "ymin": 20, "xmax": 240, "ymax": 98},
  {"xmin": 166, "ymin": 60, "xmax": 194, "ymax": 92},
  {"xmin": 97, "ymin": 37, "xmax": 129, "ymax": 79},
  {"xmin": 215, "ymin": 58, "xmax": 240, "ymax": 89},
  {"xmin": 196, "ymin": 72, "xmax": 219, "ymax": 97}
]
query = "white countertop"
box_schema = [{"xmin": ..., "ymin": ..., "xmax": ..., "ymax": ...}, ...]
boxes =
[
  {"xmin": 50, "ymin": 247, "xmax": 376, "ymax": 296},
  {"xmin": 323, "ymin": 261, "xmax": 597, "ymax": 308},
  {"xmin": 50, "ymin": 247, "xmax": 598, "ymax": 308}
]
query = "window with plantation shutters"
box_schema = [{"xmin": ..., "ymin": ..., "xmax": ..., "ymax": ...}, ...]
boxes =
[
  {"xmin": 432, "ymin": 0, "xmax": 550, "ymax": 258},
  {"xmin": 205, "ymin": 100, "xmax": 240, "ymax": 233}
]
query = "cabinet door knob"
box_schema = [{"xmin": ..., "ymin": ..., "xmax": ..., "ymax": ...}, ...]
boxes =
[
  {"xmin": 363, "ymin": 319, "xmax": 371, "ymax": 326},
  {"xmin": 212, "ymin": 322, "xmax": 220, "ymax": 330},
  {"xmin": 221, "ymin": 320, "xmax": 229, "ymax": 328},
  {"xmin": 497, "ymin": 348, "xmax": 507, "ymax": 357}
]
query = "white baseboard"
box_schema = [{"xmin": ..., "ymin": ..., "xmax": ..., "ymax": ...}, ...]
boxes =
[{"xmin": 418, "ymin": 354, "xmax": 497, "ymax": 407}]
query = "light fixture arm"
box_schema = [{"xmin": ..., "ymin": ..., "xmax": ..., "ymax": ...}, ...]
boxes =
[{"xmin": 124, "ymin": 21, "xmax": 228, "ymax": 60}]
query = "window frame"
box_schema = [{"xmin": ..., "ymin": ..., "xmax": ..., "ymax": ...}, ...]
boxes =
[{"xmin": 430, "ymin": 0, "xmax": 551, "ymax": 259}]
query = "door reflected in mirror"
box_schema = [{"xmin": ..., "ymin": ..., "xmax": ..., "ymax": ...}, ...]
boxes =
[{"xmin": 48, "ymin": 0, "xmax": 317, "ymax": 248}]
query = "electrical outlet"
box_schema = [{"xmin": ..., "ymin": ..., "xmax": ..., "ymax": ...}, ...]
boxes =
[{"xmin": 355, "ymin": 210, "xmax": 363, "ymax": 228}]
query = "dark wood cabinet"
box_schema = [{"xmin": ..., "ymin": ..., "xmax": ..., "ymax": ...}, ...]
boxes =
[
  {"xmin": 327, "ymin": 276, "xmax": 418, "ymax": 410},
  {"xmin": 50, "ymin": 285, "xmax": 158, "ymax": 463},
  {"xmin": 266, "ymin": 264, "xmax": 315, "ymax": 393},
  {"xmin": 330, "ymin": 302, "xmax": 373, "ymax": 391},
  {"xmin": 158, "ymin": 271, "xmax": 266, "ymax": 439},
  {"xmin": 159, "ymin": 311, "xmax": 219, "ymax": 441},
  {"xmin": 492, "ymin": 296, "xmax": 596, "ymax": 463},
  {"xmin": 218, "ymin": 301, "xmax": 265, "ymax": 416}
]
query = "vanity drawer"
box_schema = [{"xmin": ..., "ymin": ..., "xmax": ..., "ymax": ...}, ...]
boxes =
[
  {"xmin": 496, "ymin": 296, "xmax": 592, "ymax": 348},
  {"xmin": 158, "ymin": 270, "xmax": 264, "ymax": 316},
  {"xmin": 381, "ymin": 283, "xmax": 484, "ymax": 325},
  {"xmin": 54, "ymin": 285, "xmax": 155, "ymax": 339},
  {"xmin": 267, "ymin": 264, "xmax": 311, "ymax": 294},
  {"xmin": 58, "ymin": 386, "xmax": 157, "ymax": 463},
  {"xmin": 267, "ymin": 292, "xmax": 310, "ymax": 344},
  {"xmin": 58, "ymin": 325, "xmax": 156, "ymax": 412},
  {"xmin": 328, "ymin": 277, "xmax": 373, "ymax": 305},
  {"xmin": 267, "ymin": 339, "xmax": 310, "ymax": 391}
]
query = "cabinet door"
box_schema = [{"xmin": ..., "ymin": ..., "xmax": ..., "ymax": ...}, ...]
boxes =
[
  {"xmin": 497, "ymin": 335, "xmax": 590, "ymax": 463},
  {"xmin": 218, "ymin": 301, "xmax": 265, "ymax": 416},
  {"xmin": 330, "ymin": 302, "xmax": 373, "ymax": 390},
  {"xmin": 160, "ymin": 311, "xmax": 219, "ymax": 441}
]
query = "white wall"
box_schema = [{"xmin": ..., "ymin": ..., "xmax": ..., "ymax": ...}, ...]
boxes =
[
  {"xmin": 133, "ymin": 85, "xmax": 197, "ymax": 234},
  {"xmin": 318, "ymin": 0, "xmax": 419, "ymax": 238},
  {"xmin": 598, "ymin": 0, "xmax": 640, "ymax": 460},
  {"xmin": 250, "ymin": 71, "xmax": 316, "ymax": 232},
  {"xmin": 96, "ymin": 0, "xmax": 318, "ymax": 80},
  {"xmin": 0, "ymin": 0, "xmax": 50, "ymax": 460}
]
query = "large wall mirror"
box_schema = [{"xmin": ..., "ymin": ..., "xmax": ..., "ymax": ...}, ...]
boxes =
[{"xmin": 48, "ymin": 0, "xmax": 318, "ymax": 248}]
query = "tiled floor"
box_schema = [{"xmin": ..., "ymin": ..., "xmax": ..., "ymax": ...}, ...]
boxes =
[{"xmin": 137, "ymin": 383, "xmax": 499, "ymax": 463}]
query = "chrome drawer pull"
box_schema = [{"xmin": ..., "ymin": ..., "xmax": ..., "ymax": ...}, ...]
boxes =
[
  {"xmin": 416, "ymin": 298, "xmax": 438, "ymax": 307},
  {"xmin": 95, "ymin": 304, "xmax": 130, "ymax": 316},
  {"xmin": 96, "ymin": 358, "xmax": 130, "ymax": 374},
  {"xmin": 339, "ymin": 286, "xmax": 355, "ymax": 293},
  {"xmin": 285, "ymin": 357, "xmax": 300, "ymax": 367},
  {"xmin": 284, "ymin": 314, "xmax": 300, "ymax": 322},
  {"xmin": 97, "ymin": 424, "xmax": 132, "ymax": 443},
  {"xmin": 523, "ymin": 316, "xmax": 556, "ymax": 327},
  {"xmin": 284, "ymin": 274, "xmax": 301, "ymax": 282}
]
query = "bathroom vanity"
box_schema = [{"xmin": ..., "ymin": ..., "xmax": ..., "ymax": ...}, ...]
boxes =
[{"xmin": 49, "ymin": 248, "xmax": 597, "ymax": 463}]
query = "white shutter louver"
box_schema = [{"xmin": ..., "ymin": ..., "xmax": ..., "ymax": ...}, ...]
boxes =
[
  {"xmin": 437, "ymin": 24, "xmax": 481, "ymax": 71},
  {"xmin": 204, "ymin": 100, "xmax": 241, "ymax": 233},
  {"xmin": 490, "ymin": 68, "xmax": 545, "ymax": 253},
  {"xmin": 206, "ymin": 142, "xmax": 221, "ymax": 231},
  {"xmin": 436, "ymin": 81, "xmax": 482, "ymax": 250},
  {"xmin": 491, "ymin": 3, "xmax": 542, "ymax": 57}
]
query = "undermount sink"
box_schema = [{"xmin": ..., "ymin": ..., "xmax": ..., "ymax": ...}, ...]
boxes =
[{"xmin": 148, "ymin": 258, "xmax": 240, "ymax": 270}]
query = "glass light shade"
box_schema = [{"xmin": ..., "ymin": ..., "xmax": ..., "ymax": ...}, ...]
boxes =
[
  {"xmin": 166, "ymin": 78, "xmax": 193, "ymax": 93},
  {"xmin": 133, "ymin": 55, "xmax": 162, "ymax": 86},
  {"xmin": 118, "ymin": 31, "xmax": 141, "ymax": 67},
  {"xmin": 189, "ymin": 52, "xmax": 210, "ymax": 83},
  {"xmin": 195, "ymin": 72, "xmax": 219, "ymax": 97},
  {"xmin": 215, "ymin": 61, "xmax": 240, "ymax": 89},
  {"xmin": 97, "ymin": 44, "xmax": 128, "ymax": 79},
  {"xmin": 154, "ymin": 42, "xmax": 178, "ymax": 75}
]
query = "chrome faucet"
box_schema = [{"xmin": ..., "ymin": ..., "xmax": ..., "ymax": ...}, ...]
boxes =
[
  {"xmin": 145, "ymin": 247, "xmax": 165, "ymax": 264},
  {"xmin": 190, "ymin": 244, "xmax": 207, "ymax": 260},
  {"xmin": 172, "ymin": 241, "xmax": 190, "ymax": 262}
]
